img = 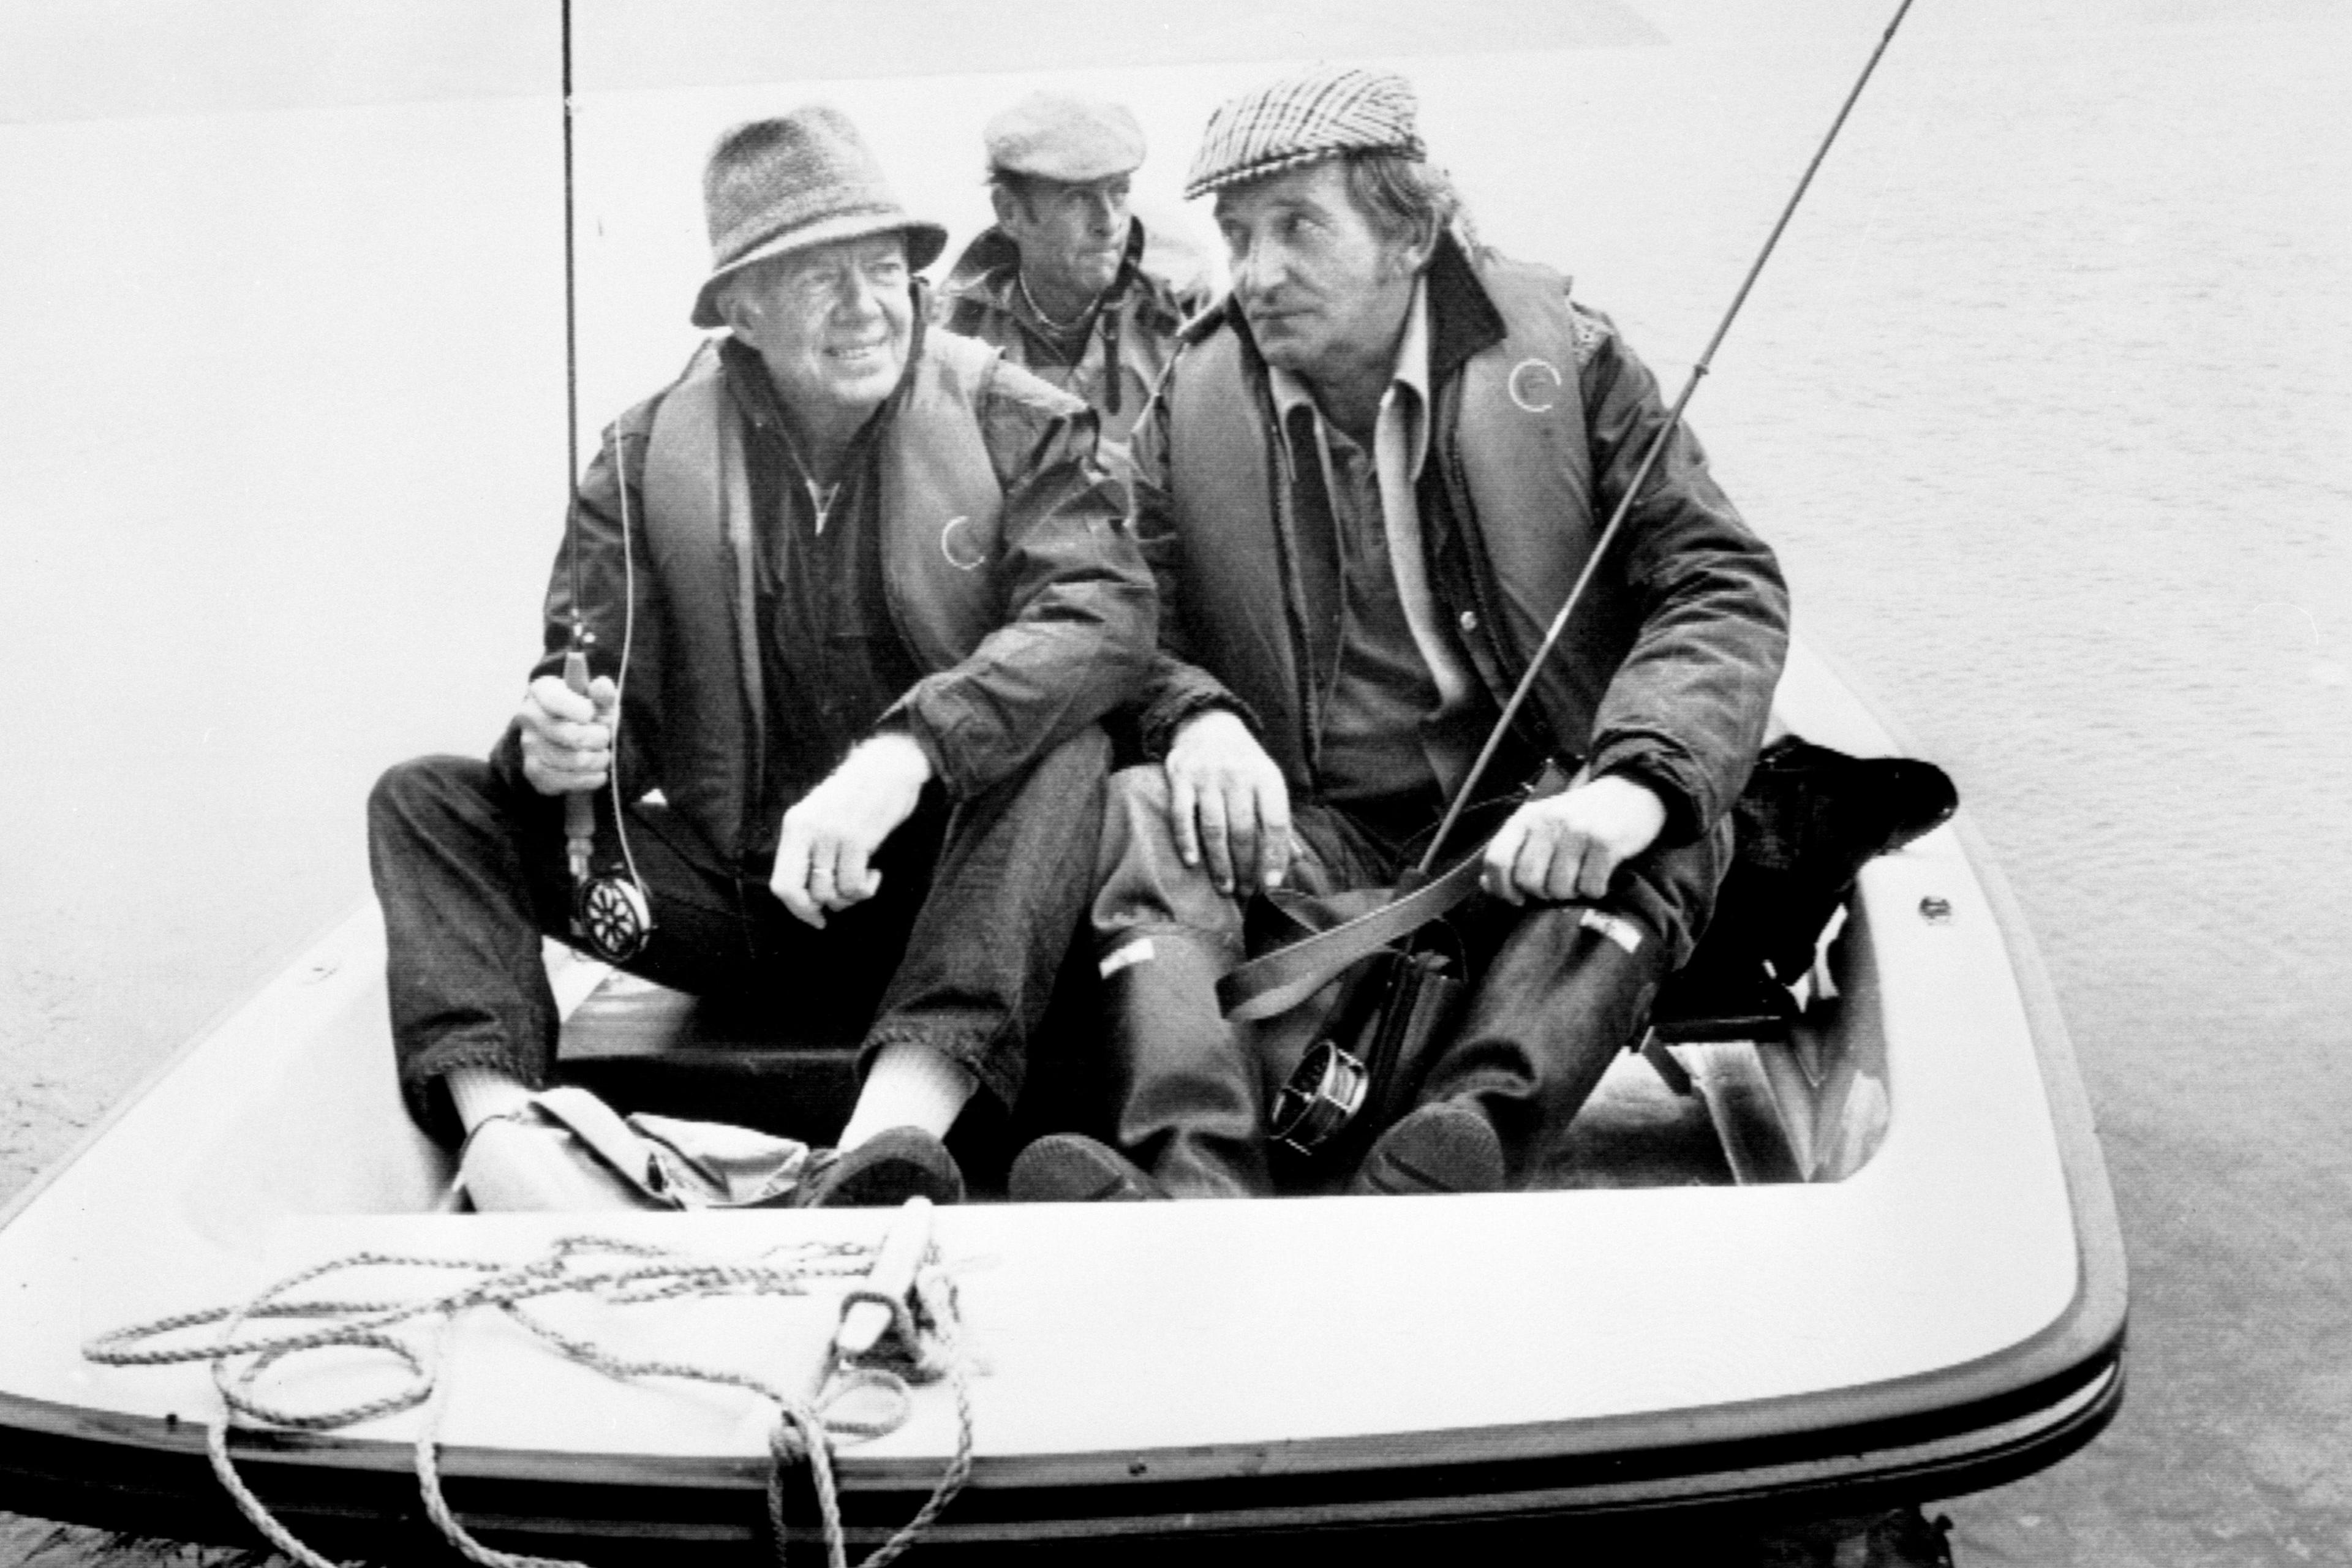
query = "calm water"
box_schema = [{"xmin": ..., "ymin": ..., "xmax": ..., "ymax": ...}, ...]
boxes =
[{"xmin": 2, "ymin": 3, "xmax": 2347, "ymax": 1564}]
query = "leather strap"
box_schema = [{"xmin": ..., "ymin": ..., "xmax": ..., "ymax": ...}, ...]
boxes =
[
  {"xmin": 1216, "ymin": 765, "xmax": 1579, "ymax": 1023},
  {"xmin": 1216, "ymin": 852, "xmax": 1487, "ymax": 1022}
]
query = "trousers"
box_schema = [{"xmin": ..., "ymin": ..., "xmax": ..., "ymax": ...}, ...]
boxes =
[
  {"xmin": 1089, "ymin": 764, "xmax": 1725, "ymax": 1191},
  {"xmin": 369, "ymin": 728, "xmax": 1109, "ymax": 1145}
]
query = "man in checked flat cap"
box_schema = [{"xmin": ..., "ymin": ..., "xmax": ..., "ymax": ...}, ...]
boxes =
[
  {"xmin": 933, "ymin": 91, "xmax": 1211, "ymax": 469},
  {"xmin": 369, "ymin": 106, "xmax": 1153, "ymax": 1210},
  {"xmin": 1009, "ymin": 66, "xmax": 1789, "ymax": 1200}
]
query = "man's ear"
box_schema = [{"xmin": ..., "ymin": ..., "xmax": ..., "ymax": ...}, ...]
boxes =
[
  {"xmin": 989, "ymin": 182, "xmax": 1025, "ymax": 233},
  {"xmin": 717, "ymin": 286, "xmax": 754, "ymax": 336}
]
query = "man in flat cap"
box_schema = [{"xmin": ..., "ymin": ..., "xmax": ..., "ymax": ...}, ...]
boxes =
[
  {"xmin": 369, "ymin": 106, "xmax": 1154, "ymax": 1209},
  {"xmin": 1009, "ymin": 67, "xmax": 1789, "ymax": 1200},
  {"xmin": 934, "ymin": 91, "xmax": 1210, "ymax": 468}
]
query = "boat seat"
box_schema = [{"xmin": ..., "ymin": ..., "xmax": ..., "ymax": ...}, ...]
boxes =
[
  {"xmin": 551, "ymin": 946, "xmax": 1107, "ymax": 1186},
  {"xmin": 554, "ymin": 973, "xmax": 864, "ymax": 1145}
]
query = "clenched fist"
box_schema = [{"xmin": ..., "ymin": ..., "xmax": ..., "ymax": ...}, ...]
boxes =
[{"xmin": 1480, "ymin": 772, "xmax": 1667, "ymax": 905}]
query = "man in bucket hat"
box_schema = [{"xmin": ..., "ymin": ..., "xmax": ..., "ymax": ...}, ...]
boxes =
[
  {"xmin": 1009, "ymin": 66, "xmax": 1788, "ymax": 1202},
  {"xmin": 369, "ymin": 105, "xmax": 1153, "ymax": 1209},
  {"xmin": 933, "ymin": 91, "xmax": 1210, "ymax": 468}
]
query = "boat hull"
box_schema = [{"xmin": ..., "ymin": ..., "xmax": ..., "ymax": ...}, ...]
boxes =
[{"xmin": 0, "ymin": 643, "xmax": 2125, "ymax": 1558}]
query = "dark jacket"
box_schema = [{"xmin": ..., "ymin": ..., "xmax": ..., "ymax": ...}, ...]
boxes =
[
  {"xmin": 514, "ymin": 313, "xmax": 1155, "ymax": 865},
  {"xmin": 1127, "ymin": 236, "xmax": 1789, "ymax": 852}
]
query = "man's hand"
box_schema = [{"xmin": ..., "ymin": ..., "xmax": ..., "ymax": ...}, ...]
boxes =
[
  {"xmin": 771, "ymin": 733, "xmax": 932, "ymax": 928},
  {"xmin": 1480, "ymin": 773, "xmax": 1667, "ymax": 905},
  {"xmin": 1164, "ymin": 708, "xmax": 1293, "ymax": 896},
  {"xmin": 518, "ymin": 672, "xmax": 619, "ymax": 796}
]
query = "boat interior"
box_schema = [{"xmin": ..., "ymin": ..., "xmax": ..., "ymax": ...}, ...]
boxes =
[{"xmin": 544, "ymin": 888, "xmax": 1891, "ymax": 1207}]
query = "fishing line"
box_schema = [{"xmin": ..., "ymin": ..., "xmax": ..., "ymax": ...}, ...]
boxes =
[{"xmin": 1417, "ymin": 0, "xmax": 1920, "ymax": 876}]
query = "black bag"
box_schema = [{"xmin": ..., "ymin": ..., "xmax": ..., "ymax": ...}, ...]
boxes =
[{"xmin": 1245, "ymin": 883, "xmax": 1471, "ymax": 1164}]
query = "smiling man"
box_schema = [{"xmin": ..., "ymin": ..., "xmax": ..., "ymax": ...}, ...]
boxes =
[
  {"xmin": 934, "ymin": 91, "xmax": 1208, "ymax": 468},
  {"xmin": 1009, "ymin": 67, "xmax": 1789, "ymax": 1202},
  {"xmin": 368, "ymin": 107, "xmax": 1152, "ymax": 1210}
]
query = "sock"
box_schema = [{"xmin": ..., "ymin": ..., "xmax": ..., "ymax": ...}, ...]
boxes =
[
  {"xmin": 447, "ymin": 1066, "xmax": 534, "ymax": 1131},
  {"xmin": 836, "ymin": 1041, "xmax": 976, "ymax": 1150}
]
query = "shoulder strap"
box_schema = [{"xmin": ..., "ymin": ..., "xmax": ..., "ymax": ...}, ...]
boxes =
[
  {"xmin": 1216, "ymin": 854, "xmax": 1486, "ymax": 1022},
  {"xmin": 1217, "ymin": 762, "xmax": 1577, "ymax": 1021}
]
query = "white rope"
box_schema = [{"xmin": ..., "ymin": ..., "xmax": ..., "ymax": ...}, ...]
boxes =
[{"xmin": 86, "ymin": 1235, "xmax": 974, "ymax": 1568}]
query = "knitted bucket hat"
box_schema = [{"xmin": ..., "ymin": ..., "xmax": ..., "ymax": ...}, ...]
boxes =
[
  {"xmin": 1184, "ymin": 65, "xmax": 1424, "ymax": 200},
  {"xmin": 690, "ymin": 106, "xmax": 947, "ymax": 329}
]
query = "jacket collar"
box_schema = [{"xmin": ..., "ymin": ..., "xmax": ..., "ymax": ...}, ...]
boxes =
[{"xmin": 1420, "ymin": 233, "xmax": 1508, "ymax": 392}]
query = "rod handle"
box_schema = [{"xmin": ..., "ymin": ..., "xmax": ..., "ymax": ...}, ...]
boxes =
[{"xmin": 562, "ymin": 650, "xmax": 594, "ymax": 880}]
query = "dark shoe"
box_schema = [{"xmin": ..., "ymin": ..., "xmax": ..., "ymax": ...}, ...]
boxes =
[
  {"xmin": 1349, "ymin": 1102, "xmax": 1506, "ymax": 1196},
  {"xmin": 1008, "ymin": 1134, "xmax": 1167, "ymax": 1202},
  {"xmin": 796, "ymin": 1127, "xmax": 964, "ymax": 1208}
]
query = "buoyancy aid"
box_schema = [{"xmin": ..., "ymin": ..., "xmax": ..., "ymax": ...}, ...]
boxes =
[
  {"xmin": 638, "ymin": 334, "xmax": 1006, "ymax": 859},
  {"xmin": 1164, "ymin": 255, "xmax": 1627, "ymax": 791}
]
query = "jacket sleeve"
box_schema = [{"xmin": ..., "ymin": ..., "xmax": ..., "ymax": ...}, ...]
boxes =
[
  {"xmin": 489, "ymin": 401, "xmax": 667, "ymax": 797},
  {"xmin": 878, "ymin": 362, "xmax": 1158, "ymax": 797},
  {"xmin": 1122, "ymin": 356, "xmax": 1264, "ymax": 757},
  {"xmin": 1575, "ymin": 306, "xmax": 1791, "ymax": 843}
]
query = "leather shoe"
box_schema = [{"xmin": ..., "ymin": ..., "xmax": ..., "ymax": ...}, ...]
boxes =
[
  {"xmin": 1349, "ymin": 1102, "xmax": 1506, "ymax": 1196},
  {"xmin": 796, "ymin": 1126, "xmax": 965, "ymax": 1208},
  {"xmin": 1008, "ymin": 1134, "xmax": 1167, "ymax": 1202}
]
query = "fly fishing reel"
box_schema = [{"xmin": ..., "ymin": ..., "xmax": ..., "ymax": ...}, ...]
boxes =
[
  {"xmin": 560, "ymin": 647, "xmax": 654, "ymax": 966},
  {"xmin": 573, "ymin": 872, "xmax": 652, "ymax": 964},
  {"xmin": 1268, "ymin": 1041, "xmax": 1372, "ymax": 1155}
]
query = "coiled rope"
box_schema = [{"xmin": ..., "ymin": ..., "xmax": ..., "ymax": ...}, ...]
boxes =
[{"xmin": 83, "ymin": 1233, "xmax": 974, "ymax": 1568}]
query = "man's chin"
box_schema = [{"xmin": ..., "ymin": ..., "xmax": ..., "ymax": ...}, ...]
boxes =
[
  {"xmin": 1248, "ymin": 325, "xmax": 1310, "ymax": 370},
  {"xmin": 816, "ymin": 366, "xmax": 900, "ymax": 415}
]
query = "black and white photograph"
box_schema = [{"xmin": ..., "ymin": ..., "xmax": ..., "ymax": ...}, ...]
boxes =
[{"xmin": 1, "ymin": 3, "xmax": 2345, "ymax": 1565}]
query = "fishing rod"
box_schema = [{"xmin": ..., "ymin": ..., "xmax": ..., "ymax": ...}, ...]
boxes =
[
  {"xmin": 557, "ymin": 0, "xmax": 652, "ymax": 963},
  {"xmin": 1416, "ymin": 0, "xmax": 1919, "ymax": 878}
]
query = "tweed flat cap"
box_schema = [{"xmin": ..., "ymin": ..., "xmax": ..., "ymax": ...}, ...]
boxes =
[
  {"xmin": 1183, "ymin": 65, "xmax": 1425, "ymax": 200},
  {"xmin": 690, "ymin": 105, "xmax": 946, "ymax": 329},
  {"xmin": 985, "ymin": 91, "xmax": 1147, "ymax": 183}
]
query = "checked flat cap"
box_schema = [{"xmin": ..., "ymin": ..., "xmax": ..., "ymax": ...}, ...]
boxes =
[{"xmin": 1184, "ymin": 65, "xmax": 1425, "ymax": 200}]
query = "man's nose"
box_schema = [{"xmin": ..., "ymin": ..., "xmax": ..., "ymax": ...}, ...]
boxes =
[
  {"xmin": 1232, "ymin": 235, "xmax": 1280, "ymax": 296},
  {"xmin": 833, "ymin": 268, "xmax": 880, "ymax": 314},
  {"xmin": 1085, "ymin": 191, "xmax": 1120, "ymax": 233}
]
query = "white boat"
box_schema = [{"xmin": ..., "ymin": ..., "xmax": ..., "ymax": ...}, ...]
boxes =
[{"xmin": 0, "ymin": 639, "xmax": 2125, "ymax": 1561}]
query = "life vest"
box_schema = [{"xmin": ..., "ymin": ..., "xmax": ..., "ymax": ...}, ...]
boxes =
[
  {"xmin": 636, "ymin": 334, "xmax": 1006, "ymax": 858},
  {"xmin": 1164, "ymin": 255, "xmax": 1626, "ymax": 789}
]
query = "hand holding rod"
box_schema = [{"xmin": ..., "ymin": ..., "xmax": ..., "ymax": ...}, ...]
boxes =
[{"xmin": 1417, "ymin": 0, "xmax": 1919, "ymax": 878}]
